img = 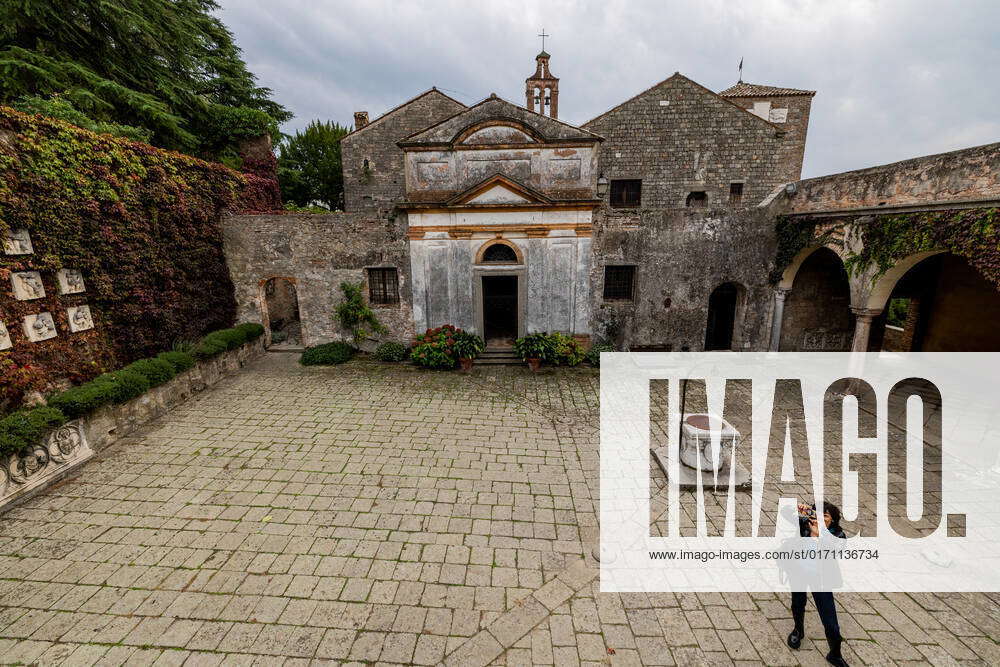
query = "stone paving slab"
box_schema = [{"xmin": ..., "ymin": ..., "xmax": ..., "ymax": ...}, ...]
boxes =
[{"xmin": 0, "ymin": 353, "xmax": 997, "ymax": 665}]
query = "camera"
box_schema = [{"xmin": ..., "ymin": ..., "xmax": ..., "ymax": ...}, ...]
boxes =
[{"xmin": 798, "ymin": 505, "xmax": 816, "ymax": 537}]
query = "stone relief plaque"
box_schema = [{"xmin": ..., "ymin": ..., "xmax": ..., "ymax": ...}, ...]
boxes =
[
  {"xmin": 67, "ymin": 305, "xmax": 94, "ymax": 332},
  {"xmin": 2, "ymin": 228, "xmax": 33, "ymax": 255},
  {"xmin": 11, "ymin": 271, "xmax": 45, "ymax": 300},
  {"xmin": 0, "ymin": 321, "xmax": 10, "ymax": 350},
  {"xmin": 23, "ymin": 312, "xmax": 57, "ymax": 342},
  {"xmin": 1, "ymin": 421, "xmax": 94, "ymax": 510},
  {"xmin": 57, "ymin": 268, "xmax": 86, "ymax": 295}
]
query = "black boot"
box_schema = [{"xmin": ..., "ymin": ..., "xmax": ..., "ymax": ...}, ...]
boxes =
[
  {"xmin": 825, "ymin": 633, "xmax": 849, "ymax": 667},
  {"xmin": 787, "ymin": 610, "xmax": 804, "ymax": 650}
]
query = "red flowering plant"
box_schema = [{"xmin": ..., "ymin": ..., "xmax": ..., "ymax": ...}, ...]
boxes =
[
  {"xmin": 409, "ymin": 324, "xmax": 465, "ymax": 369},
  {"xmin": 0, "ymin": 355, "xmax": 48, "ymax": 413}
]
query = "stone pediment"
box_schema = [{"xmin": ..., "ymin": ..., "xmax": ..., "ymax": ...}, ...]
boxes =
[
  {"xmin": 446, "ymin": 174, "xmax": 552, "ymax": 207},
  {"xmin": 399, "ymin": 95, "xmax": 602, "ymax": 148}
]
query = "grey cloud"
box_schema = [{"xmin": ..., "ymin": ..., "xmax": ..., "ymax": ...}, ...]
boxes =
[{"xmin": 219, "ymin": 0, "xmax": 1000, "ymax": 177}]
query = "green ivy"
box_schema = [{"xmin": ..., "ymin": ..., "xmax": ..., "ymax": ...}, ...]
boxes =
[{"xmin": 335, "ymin": 282, "xmax": 387, "ymax": 342}]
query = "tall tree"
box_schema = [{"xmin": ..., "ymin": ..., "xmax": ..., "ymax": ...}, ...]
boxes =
[
  {"xmin": 0, "ymin": 0, "xmax": 291, "ymax": 158},
  {"xmin": 278, "ymin": 121, "xmax": 350, "ymax": 210}
]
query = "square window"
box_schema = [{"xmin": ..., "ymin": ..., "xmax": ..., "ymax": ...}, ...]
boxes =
[
  {"xmin": 367, "ymin": 268, "xmax": 399, "ymax": 305},
  {"xmin": 603, "ymin": 266, "xmax": 636, "ymax": 301},
  {"xmin": 729, "ymin": 182, "xmax": 744, "ymax": 207},
  {"xmin": 610, "ymin": 179, "xmax": 642, "ymax": 208},
  {"xmin": 686, "ymin": 191, "xmax": 708, "ymax": 208}
]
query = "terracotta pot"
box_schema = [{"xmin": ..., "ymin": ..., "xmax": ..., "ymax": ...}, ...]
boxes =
[
  {"xmin": 459, "ymin": 357, "xmax": 474, "ymax": 372},
  {"xmin": 527, "ymin": 357, "xmax": 542, "ymax": 372}
]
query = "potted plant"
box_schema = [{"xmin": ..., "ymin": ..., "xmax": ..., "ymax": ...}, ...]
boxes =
[
  {"xmin": 514, "ymin": 332, "xmax": 553, "ymax": 371},
  {"xmin": 453, "ymin": 331, "xmax": 485, "ymax": 371}
]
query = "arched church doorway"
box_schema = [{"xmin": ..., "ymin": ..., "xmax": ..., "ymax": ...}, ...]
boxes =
[
  {"xmin": 870, "ymin": 253, "xmax": 1000, "ymax": 351},
  {"xmin": 263, "ymin": 277, "xmax": 300, "ymax": 347},
  {"xmin": 476, "ymin": 241, "xmax": 523, "ymax": 347},
  {"xmin": 704, "ymin": 282, "xmax": 744, "ymax": 350},
  {"xmin": 779, "ymin": 247, "xmax": 853, "ymax": 351}
]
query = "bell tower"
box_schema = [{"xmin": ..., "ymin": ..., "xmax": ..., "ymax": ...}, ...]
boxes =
[{"xmin": 525, "ymin": 38, "xmax": 559, "ymax": 118}]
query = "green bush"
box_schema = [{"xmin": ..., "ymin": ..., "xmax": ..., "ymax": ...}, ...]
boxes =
[
  {"xmin": 300, "ymin": 342, "xmax": 355, "ymax": 366},
  {"xmin": 124, "ymin": 358, "xmax": 176, "ymax": 387},
  {"xmin": 586, "ymin": 343, "xmax": 615, "ymax": 367},
  {"xmin": 550, "ymin": 332, "xmax": 585, "ymax": 366},
  {"xmin": 192, "ymin": 337, "xmax": 228, "ymax": 360},
  {"xmin": 453, "ymin": 331, "xmax": 486, "ymax": 360},
  {"xmin": 93, "ymin": 370, "xmax": 151, "ymax": 404},
  {"xmin": 410, "ymin": 325, "xmax": 461, "ymax": 369},
  {"xmin": 373, "ymin": 341, "xmax": 409, "ymax": 362},
  {"xmin": 513, "ymin": 332, "xmax": 557, "ymax": 362},
  {"xmin": 47, "ymin": 381, "xmax": 118, "ymax": 419},
  {"xmin": 0, "ymin": 406, "xmax": 68, "ymax": 457},
  {"xmin": 157, "ymin": 350, "xmax": 196, "ymax": 373},
  {"xmin": 235, "ymin": 322, "xmax": 266, "ymax": 340}
]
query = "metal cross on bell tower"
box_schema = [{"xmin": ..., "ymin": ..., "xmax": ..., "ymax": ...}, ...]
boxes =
[{"xmin": 538, "ymin": 28, "xmax": 549, "ymax": 52}]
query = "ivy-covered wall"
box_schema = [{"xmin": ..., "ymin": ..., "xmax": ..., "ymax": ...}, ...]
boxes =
[{"xmin": 0, "ymin": 107, "xmax": 248, "ymax": 410}]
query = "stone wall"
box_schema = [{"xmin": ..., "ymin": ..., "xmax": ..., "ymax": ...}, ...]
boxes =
[
  {"xmin": 722, "ymin": 93, "xmax": 814, "ymax": 184},
  {"xmin": 222, "ymin": 213, "xmax": 413, "ymax": 346},
  {"xmin": 341, "ymin": 90, "xmax": 465, "ymax": 214},
  {"xmin": 786, "ymin": 141, "xmax": 1000, "ymax": 213},
  {"xmin": 582, "ymin": 74, "xmax": 793, "ymax": 209},
  {"xmin": 589, "ymin": 206, "xmax": 778, "ymax": 351}
]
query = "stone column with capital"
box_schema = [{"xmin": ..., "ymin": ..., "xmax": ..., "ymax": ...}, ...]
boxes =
[
  {"xmin": 850, "ymin": 307, "xmax": 882, "ymax": 353},
  {"xmin": 768, "ymin": 288, "xmax": 791, "ymax": 351}
]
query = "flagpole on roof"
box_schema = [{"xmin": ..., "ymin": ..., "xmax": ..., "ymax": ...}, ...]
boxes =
[{"xmin": 738, "ymin": 57, "xmax": 743, "ymax": 83}]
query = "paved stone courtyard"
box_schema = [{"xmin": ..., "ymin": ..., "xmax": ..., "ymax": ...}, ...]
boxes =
[{"xmin": 1, "ymin": 353, "xmax": 999, "ymax": 665}]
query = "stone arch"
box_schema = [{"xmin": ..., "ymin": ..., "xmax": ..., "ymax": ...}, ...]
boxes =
[
  {"xmin": 475, "ymin": 239, "xmax": 524, "ymax": 265},
  {"xmin": 864, "ymin": 250, "xmax": 947, "ymax": 311},
  {"xmin": 778, "ymin": 247, "xmax": 853, "ymax": 351},
  {"xmin": 704, "ymin": 281, "xmax": 747, "ymax": 350},
  {"xmin": 259, "ymin": 276, "xmax": 301, "ymax": 347},
  {"xmin": 778, "ymin": 244, "xmax": 845, "ymax": 290},
  {"xmin": 454, "ymin": 119, "xmax": 542, "ymax": 146}
]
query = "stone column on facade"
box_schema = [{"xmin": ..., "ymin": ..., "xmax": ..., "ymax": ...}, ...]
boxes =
[
  {"xmin": 768, "ymin": 287, "xmax": 791, "ymax": 351},
  {"xmin": 850, "ymin": 307, "xmax": 882, "ymax": 353}
]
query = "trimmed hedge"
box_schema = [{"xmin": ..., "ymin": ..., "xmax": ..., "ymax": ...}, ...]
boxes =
[
  {"xmin": 373, "ymin": 341, "xmax": 409, "ymax": 362},
  {"xmin": 157, "ymin": 351, "xmax": 197, "ymax": 373},
  {"xmin": 0, "ymin": 407, "xmax": 67, "ymax": 457},
  {"xmin": 124, "ymin": 358, "xmax": 176, "ymax": 387},
  {"xmin": 4, "ymin": 323, "xmax": 263, "ymax": 454},
  {"xmin": 300, "ymin": 342, "xmax": 355, "ymax": 366}
]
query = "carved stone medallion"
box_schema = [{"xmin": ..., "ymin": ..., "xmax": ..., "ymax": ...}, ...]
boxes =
[
  {"xmin": 0, "ymin": 321, "xmax": 10, "ymax": 350},
  {"xmin": 2, "ymin": 228, "xmax": 33, "ymax": 255},
  {"xmin": 11, "ymin": 271, "xmax": 45, "ymax": 300},
  {"xmin": 67, "ymin": 305, "xmax": 94, "ymax": 332},
  {"xmin": 23, "ymin": 312, "xmax": 57, "ymax": 342},
  {"xmin": 57, "ymin": 268, "xmax": 86, "ymax": 295}
]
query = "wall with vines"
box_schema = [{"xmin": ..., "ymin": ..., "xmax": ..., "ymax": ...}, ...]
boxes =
[
  {"xmin": 0, "ymin": 107, "xmax": 250, "ymax": 411},
  {"xmin": 772, "ymin": 207, "xmax": 1000, "ymax": 288}
]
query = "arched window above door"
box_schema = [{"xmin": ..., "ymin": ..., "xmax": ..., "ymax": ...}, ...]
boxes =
[{"xmin": 476, "ymin": 240, "xmax": 523, "ymax": 265}]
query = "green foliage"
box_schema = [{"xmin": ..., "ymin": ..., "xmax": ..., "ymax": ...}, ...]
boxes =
[
  {"xmin": 235, "ymin": 322, "xmax": 266, "ymax": 340},
  {"xmin": 0, "ymin": 107, "xmax": 245, "ymax": 401},
  {"xmin": 513, "ymin": 332, "xmax": 557, "ymax": 362},
  {"xmin": 300, "ymin": 342, "xmax": 355, "ymax": 366},
  {"xmin": 189, "ymin": 323, "xmax": 262, "ymax": 360},
  {"xmin": 123, "ymin": 358, "xmax": 176, "ymax": 387},
  {"xmin": 0, "ymin": 406, "xmax": 67, "ymax": 457},
  {"xmin": 550, "ymin": 332, "xmax": 585, "ymax": 366},
  {"xmin": 47, "ymin": 381, "xmax": 118, "ymax": 420},
  {"xmin": 283, "ymin": 202, "xmax": 330, "ymax": 213},
  {"xmin": 452, "ymin": 331, "xmax": 486, "ymax": 360},
  {"xmin": 157, "ymin": 351, "xmax": 196, "ymax": 373},
  {"xmin": 373, "ymin": 341, "xmax": 409, "ymax": 362},
  {"xmin": 336, "ymin": 282, "xmax": 388, "ymax": 342},
  {"xmin": 586, "ymin": 343, "xmax": 614, "ymax": 367},
  {"xmin": 0, "ymin": 0, "xmax": 291, "ymax": 158},
  {"xmin": 770, "ymin": 216, "xmax": 838, "ymax": 284},
  {"xmin": 93, "ymin": 369, "xmax": 151, "ymax": 404},
  {"xmin": 886, "ymin": 298, "xmax": 909, "ymax": 328},
  {"xmin": 14, "ymin": 94, "xmax": 151, "ymax": 141},
  {"xmin": 410, "ymin": 325, "xmax": 463, "ymax": 369},
  {"xmin": 278, "ymin": 120, "xmax": 350, "ymax": 209}
]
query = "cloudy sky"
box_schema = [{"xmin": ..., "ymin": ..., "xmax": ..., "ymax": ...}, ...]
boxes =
[{"xmin": 218, "ymin": 0, "xmax": 999, "ymax": 178}]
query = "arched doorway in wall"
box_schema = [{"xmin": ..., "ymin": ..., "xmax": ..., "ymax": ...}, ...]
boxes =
[
  {"xmin": 779, "ymin": 247, "xmax": 853, "ymax": 351},
  {"xmin": 704, "ymin": 282, "xmax": 745, "ymax": 350},
  {"xmin": 475, "ymin": 240, "xmax": 524, "ymax": 347},
  {"xmin": 263, "ymin": 277, "xmax": 301, "ymax": 347},
  {"xmin": 869, "ymin": 253, "xmax": 1000, "ymax": 351}
]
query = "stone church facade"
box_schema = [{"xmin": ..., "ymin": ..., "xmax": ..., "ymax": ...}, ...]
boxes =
[{"xmin": 224, "ymin": 51, "xmax": 1000, "ymax": 353}]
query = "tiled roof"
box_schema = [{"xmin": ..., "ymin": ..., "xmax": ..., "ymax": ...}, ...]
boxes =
[{"xmin": 719, "ymin": 82, "xmax": 816, "ymax": 98}]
